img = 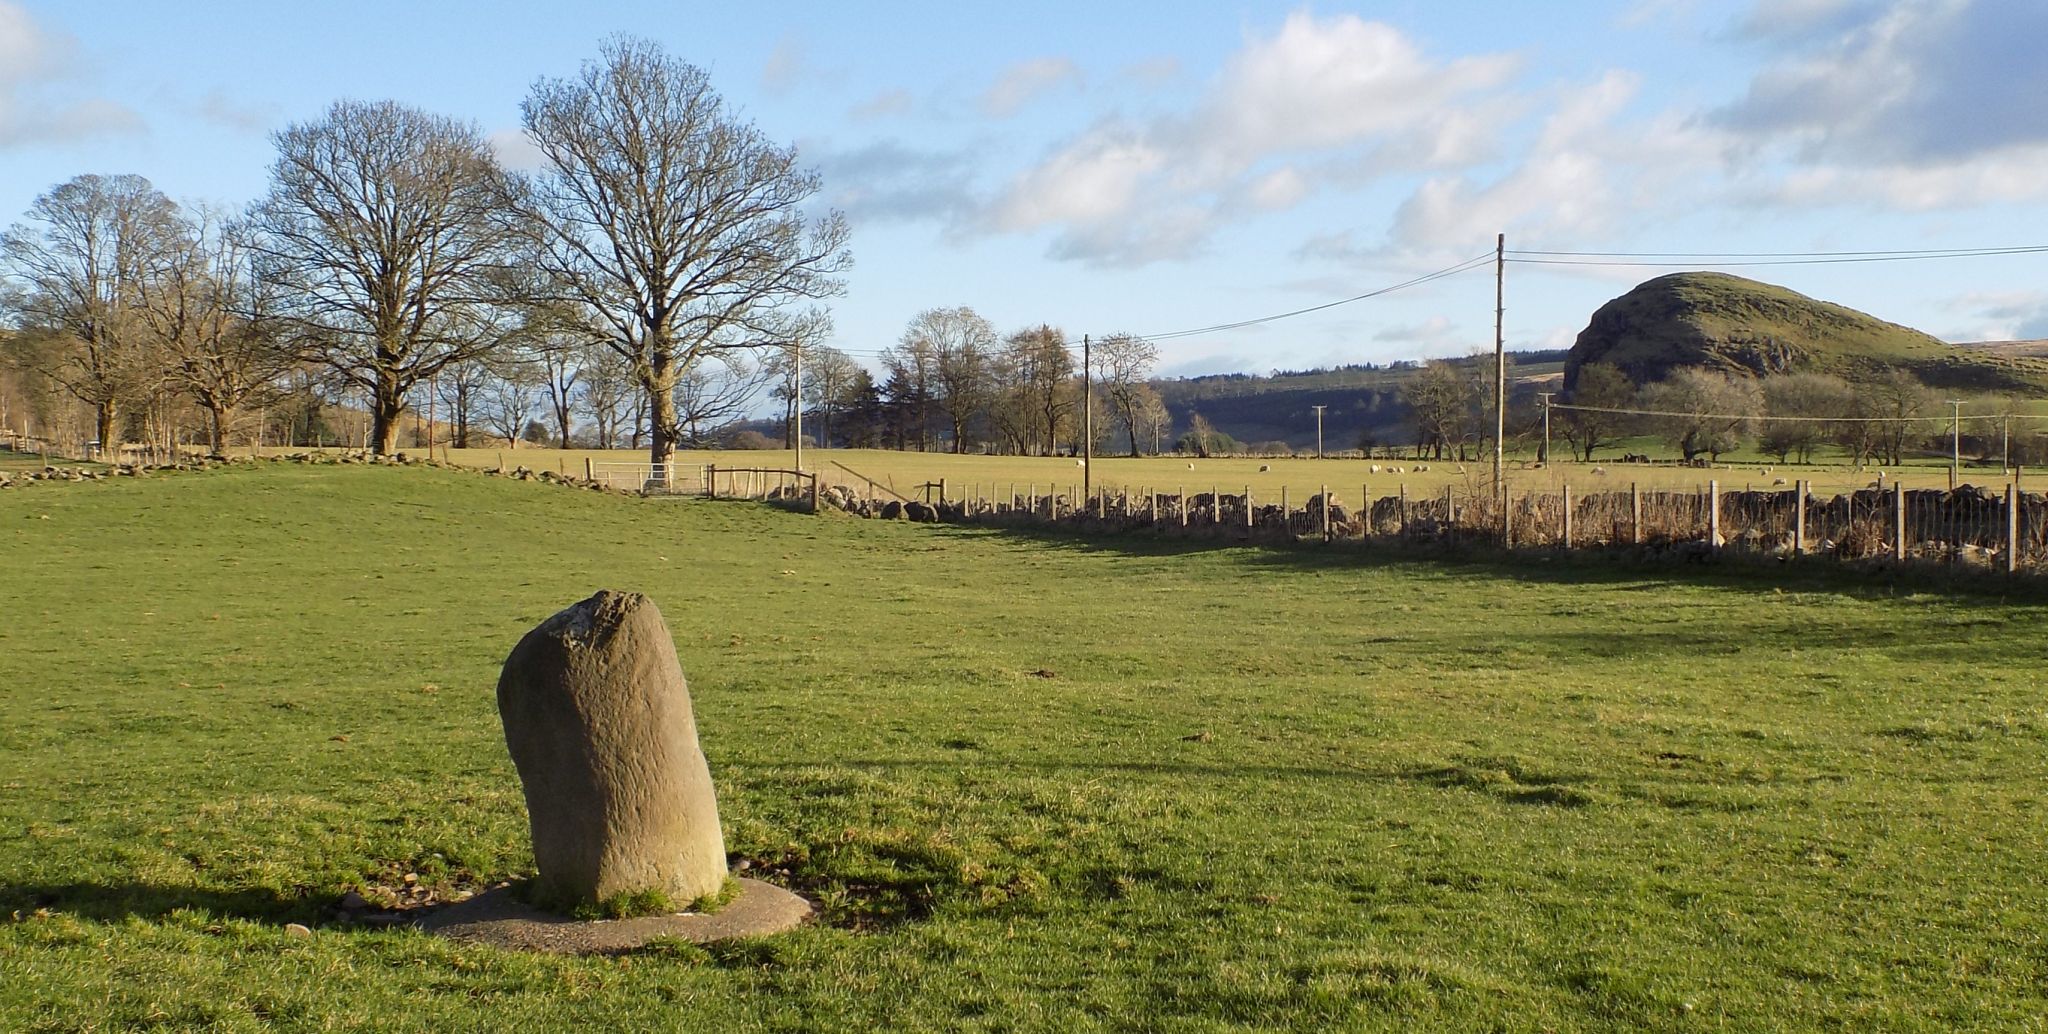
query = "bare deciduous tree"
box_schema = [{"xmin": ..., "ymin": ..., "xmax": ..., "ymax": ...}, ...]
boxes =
[
  {"xmin": 2, "ymin": 174, "xmax": 185, "ymax": 449},
  {"xmin": 1560, "ymin": 361, "xmax": 1634, "ymax": 462},
  {"xmin": 802, "ymin": 345, "xmax": 859, "ymax": 449},
  {"xmin": 1095, "ymin": 332, "xmax": 1159, "ymax": 456},
  {"xmin": 252, "ymin": 99, "xmax": 521, "ymax": 454},
  {"xmin": 1005, "ymin": 324, "xmax": 1074, "ymax": 455},
  {"xmin": 521, "ymin": 36, "xmax": 850, "ymax": 468},
  {"xmin": 893, "ymin": 307, "xmax": 995, "ymax": 453},
  {"xmin": 137, "ymin": 212, "xmax": 296, "ymax": 452}
]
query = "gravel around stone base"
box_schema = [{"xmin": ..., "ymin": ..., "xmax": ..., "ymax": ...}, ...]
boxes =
[{"xmin": 417, "ymin": 877, "xmax": 812, "ymax": 954}]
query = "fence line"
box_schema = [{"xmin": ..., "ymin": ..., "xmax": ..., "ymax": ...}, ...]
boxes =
[{"xmin": 817, "ymin": 478, "xmax": 2048, "ymax": 575}]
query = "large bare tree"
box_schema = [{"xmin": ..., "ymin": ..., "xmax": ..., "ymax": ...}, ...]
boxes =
[
  {"xmin": 1094, "ymin": 332, "xmax": 1159, "ymax": 456},
  {"xmin": 252, "ymin": 100, "xmax": 521, "ymax": 454},
  {"xmin": 891, "ymin": 307, "xmax": 995, "ymax": 453},
  {"xmin": 521, "ymin": 36, "xmax": 850, "ymax": 469},
  {"xmin": 2, "ymin": 174, "xmax": 185, "ymax": 449},
  {"xmin": 136, "ymin": 212, "xmax": 296, "ymax": 452}
]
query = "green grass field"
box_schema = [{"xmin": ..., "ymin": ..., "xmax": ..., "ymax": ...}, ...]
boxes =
[{"xmin": 3, "ymin": 463, "xmax": 2045, "ymax": 1031}]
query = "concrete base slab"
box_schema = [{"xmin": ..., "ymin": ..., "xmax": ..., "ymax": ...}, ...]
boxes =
[{"xmin": 418, "ymin": 877, "xmax": 811, "ymax": 954}]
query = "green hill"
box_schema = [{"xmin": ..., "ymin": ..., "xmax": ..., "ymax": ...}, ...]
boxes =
[{"xmin": 1564, "ymin": 272, "xmax": 2048, "ymax": 392}]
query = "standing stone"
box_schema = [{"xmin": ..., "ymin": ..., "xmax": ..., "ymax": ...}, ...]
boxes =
[{"xmin": 497, "ymin": 590, "xmax": 726, "ymax": 909}]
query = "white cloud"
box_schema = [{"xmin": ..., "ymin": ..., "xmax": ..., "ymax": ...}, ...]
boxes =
[
  {"xmin": 1719, "ymin": 0, "xmax": 2048, "ymax": 162},
  {"xmin": 982, "ymin": 12, "xmax": 1521, "ymax": 267},
  {"xmin": 849, "ymin": 89, "xmax": 913, "ymax": 122},
  {"xmin": 197, "ymin": 90, "xmax": 274, "ymax": 134},
  {"xmin": 0, "ymin": 1, "xmax": 143, "ymax": 148},
  {"xmin": 992, "ymin": 121, "xmax": 1164, "ymax": 229},
  {"xmin": 1940, "ymin": 289, "xmax": 2048, "ymax": 342},
  {"xmin": 761, "ymin": 37, "xmax": 804, "ymax": 96},
  {"xmin": 980, "ymin": 57, "xmax": 1082, "ymax": 118},
  {"xmin": 1388, "ymin": 70, "xmax": 1664, "ymax": 254},
  {"xmin": 1244, "ymin": 167, "xmax": 1308, "ymax": 211},
  {"xmin": 1192, "ymin": 13, "xmax": 1518, "ymax": 169}
]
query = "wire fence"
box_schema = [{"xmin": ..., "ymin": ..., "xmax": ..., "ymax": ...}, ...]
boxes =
[{"xmin": 817, "ymin": 477, "xmax": 2048, "ymax": 575}]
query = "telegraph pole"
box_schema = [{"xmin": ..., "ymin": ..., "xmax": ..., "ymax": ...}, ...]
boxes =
[
  {"xmin": 1082, "ymin": 334, "xmax": 1093, "ymax": 499},
  {"xmin": 793, "ymin": 343, "xmax": 804, "ymax": 473},
  {"xmin": 1494, "ymin": 232, "xmax": 1507, "ymax": 508},
  {"xmin": 1537, "ymin": 391, "xmax": 1554, "ymax": 464},
  {"xmin": 1311, "ymin": 404, "xmax": 1327, "ymax": 458}
]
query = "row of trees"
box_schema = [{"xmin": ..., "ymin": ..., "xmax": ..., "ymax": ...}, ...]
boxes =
[
  {"xmin": 1556, "ymin": 364, "xmax": 2043, "ymax": 466},
  {"xmin": 859, "ymin": 308, "xmax": 1166, "ymax": 456},
  {"xmin": 0, "ymin": 37, "xmax": 848, "ymax": 465}
]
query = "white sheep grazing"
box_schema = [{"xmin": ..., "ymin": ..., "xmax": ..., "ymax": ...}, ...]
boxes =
[
  {"xmin": 1370, "ymin": 464, "xmax": 1382, "ymax": 474},
  {"xmin": 1390, "ymin": 466, "xmax": 1404, "ymax": 474},
  {"xmin": 1591, "ymin": 466, "xmax": 1607, "ymax": 475},
  {"xmin": 1076, "ymin": 458, "xmax": 1085, "ymax": 467},
  {"xmin": 1416, "ymin": 464, "xmax": 1429, "ymax": 472},
  {"xmin": 1258, "ymin": 464, "xmax": 1271, "ymax": 472},
  {"xmin": 1773, "ymin": 477, "xmax": 1788, "ymax": 486},
  {"xmin": 1187, "ymin": 462, "xmax": 1195, "ymax": 470}
]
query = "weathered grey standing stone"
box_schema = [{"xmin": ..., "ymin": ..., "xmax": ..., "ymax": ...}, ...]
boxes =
[{"xmin": 497, "ymin": 590, "xmax": 727, "ymax": 909}]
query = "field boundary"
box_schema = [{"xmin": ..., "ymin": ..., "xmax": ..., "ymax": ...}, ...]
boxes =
[{"xmin": 819, "ymin": 478, "xmax": 2048, "ymax": 578}]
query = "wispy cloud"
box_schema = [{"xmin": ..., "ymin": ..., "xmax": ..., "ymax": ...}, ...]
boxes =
[
  {"xmin": 0, "ymin": 1, "xmax": 145, "ymax": 148},
  {"xmin": 980, "ymin": 57, "xmax": 1082, "ymax": 118}
]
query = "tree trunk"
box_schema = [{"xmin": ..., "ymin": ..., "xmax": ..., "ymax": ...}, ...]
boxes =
[
  {"xmin": 207, "ymin": 404, "xmax": 232, "ymax": 453},
  {"xmin": 95, "ymin": 402, "xmax": 118, "ymax": 453},
  {"xmin": 648, "ymin": 383, "xmax": 679, "ymax": 470}
]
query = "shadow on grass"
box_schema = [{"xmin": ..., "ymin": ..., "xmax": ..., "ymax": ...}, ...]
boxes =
[
  {"xmin": 923, "ymin": 520, "xmax": 2048, "ymax": 604},
  {"xmin": 0, "ymin": 881, "xmax": 325, "ymax": 926}
]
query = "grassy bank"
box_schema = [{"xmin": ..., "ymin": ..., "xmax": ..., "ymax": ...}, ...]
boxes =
[{"xmin": 1, "ymin": 463, "xmax": 2043, "ymax": 1030}]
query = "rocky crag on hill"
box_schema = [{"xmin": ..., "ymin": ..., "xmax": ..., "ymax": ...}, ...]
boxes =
[{"xmin": 1564, "ymin": 272, "xmax": 2048, "ymax": 393}]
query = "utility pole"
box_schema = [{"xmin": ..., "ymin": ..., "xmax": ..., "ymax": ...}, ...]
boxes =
[
  {"xmin": 1082, "ymin": 334, "xmax": 1093, "ymax": 499},
  {"xmin": 2003, "ymin": 413, "xmax": 2010, "ymax": 475},
  {"xmin": 1151, "ymin": 410, "xmax": 1162, "ymax": 455},
  {"xmin": 1537, "ymin": 391, "xmax": 1554, "ymax": 465},
  {"xmin": 1311, "ymin": 404, "xmax": 1327, "ymax": 458},
  {"xmin": 793, "ymin": 343, "xmax": 804, "ymax": 473},
  {"xmin": 1494, "ymin": 232, "xmax": 1507, "ymax": 511},
  {"xmin": 1950, "ymin": 399, "xmax": 1962, "ymax": 490}
]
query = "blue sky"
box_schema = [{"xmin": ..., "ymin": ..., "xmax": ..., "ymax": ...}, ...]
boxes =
[{"xmin": 4, "ymin": 0, "xmax": 2045, "ymax": 378}]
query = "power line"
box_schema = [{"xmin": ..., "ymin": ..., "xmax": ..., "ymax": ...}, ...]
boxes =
[
  {"xmin": 1133, "ymin": 252, "xmax": 1494, "ymax": 341},
  {"xmin": 1507, "ymin": 245, "xmax": 2048, "ymax": 269},
  {"xmin": 823, "ymin": 251, "xmax": 1494, "ymax": 360}
]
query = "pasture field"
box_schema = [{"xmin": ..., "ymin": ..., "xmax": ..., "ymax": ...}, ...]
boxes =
[
  {"xmin": 277, "ymin": 444, "xmax": 2011, "ymax": 501},
  {"xmin": 2, "ymin": 463, "xmax": 2045, "ymax": 1031}
]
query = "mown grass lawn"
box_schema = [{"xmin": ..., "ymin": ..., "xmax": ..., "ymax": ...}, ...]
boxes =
[{"xmin": 1, "ymin": 462, "xmax": 2044, "ymax": 1031}]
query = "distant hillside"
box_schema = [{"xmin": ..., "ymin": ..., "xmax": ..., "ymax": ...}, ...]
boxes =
[
  {"xmin": 1155, "ymin": 352, "xmax": 1566, "ymax": 451},
  {"xmin": 1564, "ymin": 272, "xmax": 2048, "ymax": 393}
]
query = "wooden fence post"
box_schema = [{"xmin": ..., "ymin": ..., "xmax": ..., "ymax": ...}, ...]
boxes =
[
  {"xmin": 1321, "ymin": 483, "xmax": 1330, "ymax": 540},
  {"xmin": 1631, "ymin": 482, "xmax": 1642, "ymax": 545},
  {"xmin": 1708, "ymin": 480, "xmax": 1721, "ymax": 551},
  {"xmin": 1399, "ymin": 483, "xmax": 1409, "ymax": 537},
  {"xmin": 1180, "ymin": 485, "xmax": 1187, "ymax": 527},
  {"xmin": 1245, "ymin": 486, "xmax": 1254, "ymax": 529},
  {"xmin": 2008, "ymin": 482, "xmax": 2020, "ymax": 574},
  {"xmin": 1793, "ymin": 479, "xmax": 1806, "ymax": 555},
  {"xmin": 707, "ymin": 463, "xmax": 717, "ymax": 499},
  {"xmin": 1281, "ymin": 486, "xmax": 1289, "ymax": 532},
  {"xmin": 1894, "ymin": 481, "xmax": 1907, "ymax": 559},
  {"xmin": 1562, "ymin": 484, "xmax": 1573, "ymax": 550},
  {"xmin": 584, "ymin": 457, "xmax": 594, "ymax": 481}
]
